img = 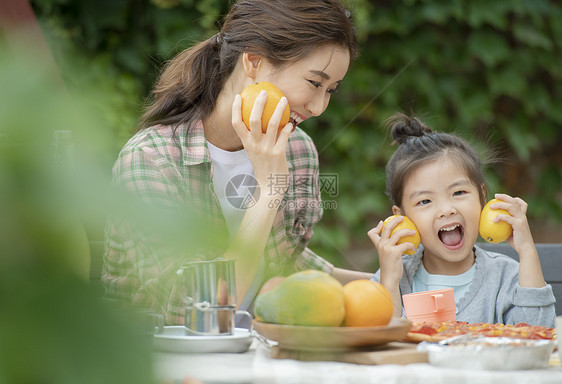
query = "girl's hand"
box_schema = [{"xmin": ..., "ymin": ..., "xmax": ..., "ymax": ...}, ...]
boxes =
[
  {"xmin": 368, "ymin": 216, "xmax": 414, "ymax": 317},
  {"xmin": 231, "ymin": 92, "xmax": 293, "ymax": 198},
  {"xmin": 491, "ymin": 193, "xmax": 535, "ymax": 255},
  {"xmin": 492, "ymin": 193, "xmax": 546, "ymax": 288},
  {"xmin": 367, "ymin": 216, "xmax": 415, "ymax": 286}
]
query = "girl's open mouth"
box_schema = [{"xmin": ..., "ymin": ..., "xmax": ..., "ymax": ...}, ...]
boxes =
[{"xmin": 438, "ymin": 224, "xmax": 465, "ymax": 249}]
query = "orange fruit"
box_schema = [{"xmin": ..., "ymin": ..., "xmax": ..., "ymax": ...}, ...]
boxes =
[
  {"xmin": 343, "ymin": 280, "xmax": 394, "ymax": 327},
  {"xmin": 479, "ymin": 198, "xmax": 513, "ymax": 243},
  {"xmin": 240, "ymin": 81, "xmax": 291, "ymax": 133},
  {"xmin": 382, "ymin": 215, "xmax": 420, "ymax": 255}
]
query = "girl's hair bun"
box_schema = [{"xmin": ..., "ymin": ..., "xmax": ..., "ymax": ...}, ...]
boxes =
[{"xmin": 386, "ymin": 112, "xmax": 432, "ymax": 145}]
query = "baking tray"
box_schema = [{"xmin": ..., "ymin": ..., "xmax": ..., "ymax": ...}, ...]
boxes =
[{"xmin": 418, "ymin": 334, "xmax": 556, "ymax": 370}]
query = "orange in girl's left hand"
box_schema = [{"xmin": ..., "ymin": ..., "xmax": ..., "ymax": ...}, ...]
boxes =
[
  {"xmin": 479, "ymin": 198, "xmax": 513, "ymax": 243},
  {"xmin": 343, "ymin": 280, "xmax": 394, "ymax": 327},
  {"xmin": 382, "ymin": 215, "xmax": 420, "ymax": 255},
  {"xmin": 240, "ymin": 81, "xmax": 291, "ymax": 133}
]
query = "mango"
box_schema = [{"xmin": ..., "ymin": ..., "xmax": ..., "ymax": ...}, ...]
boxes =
[{"xmin": 254, "ymin": 270, "xmax": 345, "ymax": 327}]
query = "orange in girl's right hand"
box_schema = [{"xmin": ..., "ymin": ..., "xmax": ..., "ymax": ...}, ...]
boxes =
[{"xmin": 382, "ymin": 215, "xmax": 420, "ymax": 255}]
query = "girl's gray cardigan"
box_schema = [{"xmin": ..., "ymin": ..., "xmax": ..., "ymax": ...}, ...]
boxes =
[{"xmin": 371, "ymin": 245, "xmax": 556, "ymax": 327}]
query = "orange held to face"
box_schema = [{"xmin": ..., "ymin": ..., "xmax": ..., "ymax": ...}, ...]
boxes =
[
  {"xmin": 382, "ymin": 215, "xmax": 420, "ymax": 255},
  {"xmin": 343, "ymin": 279, "xmax": 394, "ymax": 327},
  {"xmin": 479, "ymin": 198, "xmax": 513, "ymax": 243},
  {"xmin": 240, "ymin": 81, "xmax": 291, "ymax": 133}
]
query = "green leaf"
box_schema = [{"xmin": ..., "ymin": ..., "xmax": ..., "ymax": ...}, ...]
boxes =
[
  {"xmin": 195, "ymin": 0, "xmax": 224, "ymax": 31},
  {"xmin": 151, "ymin": 0, "xmax": 180, "ymax": 9},
  {"xmin": 504, "ymin": 128, "xmax": 540, "ymax": 161},
  {"xmin": 523, "ymin": 86, "xmax": 550, "ymax": 115},
  {"xmin": 549, "ymin": 7, "xmax": 562, "ymax": 45},
  {"xmin": 468, "ymin": 31, "xmax": 511, "ymax": 67},
  {"xmin": 466, "ymin": 0, "xmax": 511, "ymax": 29},
  {"xmin": 459, "ymin": 92, "xmax": 494, "ymax": 125},
  {"xmin": 513, "ymin": 24, "xmax": 553, "ymax": 50},
  {"xmin": 487, "ymin": 66, "xmax": 528, "ymax": 98},
  {"xmin": 79, "ymin": 0, "xmax": 129, "ymax": 31},
  {"xmin": 421, "ymin": 0, "xmax": 463, "ymax": 24}
]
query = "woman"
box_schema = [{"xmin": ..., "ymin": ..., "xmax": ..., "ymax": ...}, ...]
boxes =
[{"xmin": 102, "ymin": 0, "xmax": 369, "ymax": 324}]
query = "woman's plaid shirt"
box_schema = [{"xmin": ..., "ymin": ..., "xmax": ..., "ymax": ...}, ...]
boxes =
[{"xmin": 102, "ymin": 122, "xmax": 333, "ymax": 324}]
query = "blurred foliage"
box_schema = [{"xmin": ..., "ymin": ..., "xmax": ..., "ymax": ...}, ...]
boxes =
[
  {"xmin": 29, "ymin": 0, "xmax": 562, "ymax": 270},
  {"xmin": 0, "ymin": 35, "xmax": 217, "ymax": 382},
  {"xmin": 0, "ymin": 44, "xmax": 156, "ymax": 383}
]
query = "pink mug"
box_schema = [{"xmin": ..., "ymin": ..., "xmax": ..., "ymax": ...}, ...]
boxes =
[{"xmin": 402, "ymin": 288, "xmax": 456, "ymax": 322}]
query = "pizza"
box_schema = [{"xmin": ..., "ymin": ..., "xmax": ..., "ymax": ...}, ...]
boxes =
[{"xmin": 404, "ymin": 321, "xmax": 556, "ymax": 343}]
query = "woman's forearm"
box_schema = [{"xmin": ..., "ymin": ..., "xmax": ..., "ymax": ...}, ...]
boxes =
[{"xmin": 224, "ymin": 194, "xmax": 281, "ymax": 306}]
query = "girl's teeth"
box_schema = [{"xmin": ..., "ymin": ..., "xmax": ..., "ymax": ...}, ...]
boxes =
[{"xmin": 440, "ymin": 225, "xmax": 459, "ymax": 232}]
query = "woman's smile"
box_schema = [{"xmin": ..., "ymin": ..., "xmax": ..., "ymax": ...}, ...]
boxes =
[{"xmin": 255, "ymin": 44, "xmax": 350, "ymax": 127}]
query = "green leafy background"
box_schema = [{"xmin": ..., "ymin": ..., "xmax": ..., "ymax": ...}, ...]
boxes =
[{"xmin": 30, "ymin": 0, "xmax": 562, "ymax": 272}]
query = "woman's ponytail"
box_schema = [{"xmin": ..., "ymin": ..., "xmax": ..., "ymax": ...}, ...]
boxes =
[{"xmin": 138, "ymin": 36, "xmax": 225, "ymax": 130}]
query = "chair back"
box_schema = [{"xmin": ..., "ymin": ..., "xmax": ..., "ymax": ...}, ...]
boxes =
[{"xmin": 477, "ymin": 243, "xmax": 562, "ymax": 316}]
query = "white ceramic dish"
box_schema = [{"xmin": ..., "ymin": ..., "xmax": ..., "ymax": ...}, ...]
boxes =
[{"xmin": 153, "ymin": 326, "xmax": 253, "ymax": 353}]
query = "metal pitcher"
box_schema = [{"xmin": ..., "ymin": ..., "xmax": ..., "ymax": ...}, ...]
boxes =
[{"xmin": 180, "ymin": 259, "xmax": 251, "ymax": 335}]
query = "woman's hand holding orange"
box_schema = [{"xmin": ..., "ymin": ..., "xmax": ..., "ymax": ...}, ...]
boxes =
[{"xmin": 231, "ymin": 91, "xmax": 293, "ymax": 200}]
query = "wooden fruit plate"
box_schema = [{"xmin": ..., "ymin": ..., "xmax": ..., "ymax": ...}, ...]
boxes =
[{"xmin": 253, "ymin": 317, "xmax": 412, "ymax": 351}]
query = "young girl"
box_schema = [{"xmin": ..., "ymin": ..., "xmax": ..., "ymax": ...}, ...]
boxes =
[
  {"xmin": 368, "ymin": 113, "xmax": 555, "ymax": 327},
  {"xmin": 102, "ymin": 0, "xmax": 368, "ymax": 324}
]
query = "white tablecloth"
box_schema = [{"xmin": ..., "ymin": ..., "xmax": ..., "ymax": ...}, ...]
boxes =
[{"xmin": 154, "ymin": 340, "xmax": 562, "ymax": 384}]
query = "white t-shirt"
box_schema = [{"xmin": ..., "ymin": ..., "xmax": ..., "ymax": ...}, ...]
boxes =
[
  {"xmin": 413, "ymin": 262, "xmax": 476, "ymax": 306},
  {"xmin": 206, "ymin": 140, "xmax": 256, "ymax": 238}
]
